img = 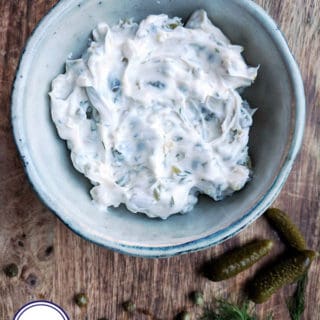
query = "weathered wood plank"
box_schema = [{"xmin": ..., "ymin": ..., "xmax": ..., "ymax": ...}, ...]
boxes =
[{"xmin": 0, "ymin": 0, "xmax": 319, "ymax": 319}]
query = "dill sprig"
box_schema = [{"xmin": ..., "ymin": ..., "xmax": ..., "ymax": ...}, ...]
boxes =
[
  {"xmin": 199, "ymin": 299, "xmax": 273, "ymax": 320},
  {"xmin": 287, "ymin": 273, "xmax": 308, "ymax": 320}
]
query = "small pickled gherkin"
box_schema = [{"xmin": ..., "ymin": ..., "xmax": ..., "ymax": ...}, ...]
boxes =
[
  {"xmin": 249, "ymin": 250, "xmax": 316, "ymax": 304},
  {"xmin": 265, "ymin": 208, "xmax": 307, "ymax": 250},
  {"xmin": 207, "ymin": 240, "xmax": 273, "ymax": 281}
]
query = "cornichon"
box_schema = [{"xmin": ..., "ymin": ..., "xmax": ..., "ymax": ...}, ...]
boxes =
[
  {"xmin": 249, "ymin": 250, "xmax": 316, "ymax": 304},
  {"xmin": 265, "ymin": 208, "xmax": 307, "ymax": 250},
  {"xmin": 207, "ymin": 239, "xmax": 274, "ymax": 281}
]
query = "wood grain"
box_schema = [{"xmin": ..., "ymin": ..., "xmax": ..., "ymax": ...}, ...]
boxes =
[{"xmin": 0, "ymin": 0, "xmax": 319, "ymax": 319}]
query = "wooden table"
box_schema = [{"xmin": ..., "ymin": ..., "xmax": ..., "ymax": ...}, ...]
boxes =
[{"xmin": 0, "ymin": 1, "xmax": 319, "ymax": 319}]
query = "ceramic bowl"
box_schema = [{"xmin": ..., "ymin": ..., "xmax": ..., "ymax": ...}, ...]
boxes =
[{"xmin": 12, "ymin": 0, "xmax": 305, "ymax": 257}]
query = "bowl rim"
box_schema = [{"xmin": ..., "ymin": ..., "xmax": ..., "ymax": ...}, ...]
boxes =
[{"xmin": 11, "ymin": 0, "xmax": 305, "ymax": 258}]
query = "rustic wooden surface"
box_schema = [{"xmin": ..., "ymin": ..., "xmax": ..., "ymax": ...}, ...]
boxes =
[{"xmin": 0, "ymin": 0, "xmax": 319, "ymax": 319}]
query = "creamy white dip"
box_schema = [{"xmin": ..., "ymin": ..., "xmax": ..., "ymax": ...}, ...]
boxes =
[{"xmin": 50, "ymin": 10, "xmax": 258, "ymax": 219}]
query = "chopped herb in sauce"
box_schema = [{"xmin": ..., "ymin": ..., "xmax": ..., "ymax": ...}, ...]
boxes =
[
  {"xmin": 50, "ymin": 9, "xmax": 257, "ymax": 218},
  {"xmin": 148, "ymin": 81, "xmax": 166, "ymax": 89}
]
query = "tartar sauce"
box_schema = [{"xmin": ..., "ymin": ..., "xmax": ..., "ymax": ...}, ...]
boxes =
[{"xmin": 50, "ymin": 10, "xmax": 258, "ymax": 219}]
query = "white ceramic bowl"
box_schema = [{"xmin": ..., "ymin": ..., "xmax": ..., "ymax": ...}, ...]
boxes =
[{"xmin": 12, "ymin": 0, "xmax": 305, "ymax": 257}]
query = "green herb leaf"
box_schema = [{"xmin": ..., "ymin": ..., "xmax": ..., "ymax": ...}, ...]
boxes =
[
  {"xmin": 153, "ymin": 189, "xmax": 160, "ymax": 201},
  {"xmin": 172, "ymin": 166, "xmax": 182, "ymax": 175},
  {"xmin": 199, "ymin": 299, "xmax": 273, "ymax": 320},
  {"xmin": 168, "ymin": 23, "xmax": 178, "ymax": 29},
  {"xmin": 287, "ymin": 273, "xmax": 308, "ymax": 320}
]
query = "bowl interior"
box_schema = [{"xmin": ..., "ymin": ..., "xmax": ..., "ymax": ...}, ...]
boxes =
[{"xmin": 13, "ymin": 0, "xmax": 297, "ymax": 255}]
